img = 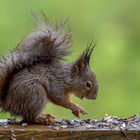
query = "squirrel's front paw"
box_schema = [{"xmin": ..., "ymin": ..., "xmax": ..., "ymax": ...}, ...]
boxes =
[{"xmin": 72, "ymin": 104, "xmax": 87, "ymax": 118}]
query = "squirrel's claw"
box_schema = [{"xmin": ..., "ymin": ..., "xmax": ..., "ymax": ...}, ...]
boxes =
[
  {"xmin": 45, "ymin": 114, "xmax": 56, "ymax": 119},
  {"xmin": 71, "ymin": 104, "xmax": 87, "ymax": 117},
  {"xmin": 72, "ymin": 110, "xmax": 80, "ymax": 118},
  {"xmin": 34, "ymin": 114, "xmax": 55, "ymax": 125},
  {"xmin": 82, "ymin": 111, "xmax": 88, "ymax": 115}
]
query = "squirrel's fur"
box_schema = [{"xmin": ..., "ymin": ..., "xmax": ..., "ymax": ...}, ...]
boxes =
[{"xmin": 0, "ymin": 17, "xmax": 98, "ymax": 123}]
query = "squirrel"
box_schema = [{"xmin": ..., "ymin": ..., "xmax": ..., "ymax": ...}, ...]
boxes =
[{"xmin": 0, "ymin": 17, "xmax": 98, "ymax": 124}]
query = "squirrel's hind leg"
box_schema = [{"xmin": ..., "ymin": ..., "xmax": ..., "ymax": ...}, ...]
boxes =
[
  {"xmin": 3, "ymin": 70, "xmax": 49, "ymax": 123},
  {"xmin": 34, "ymin": 114, "xmax": 55, "ymax": 125}
]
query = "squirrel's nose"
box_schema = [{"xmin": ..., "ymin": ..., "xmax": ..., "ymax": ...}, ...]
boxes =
[
  {"xmin": 90, "ymin": 93, "xmax": 97, "ymax": 99},
  {"xmin": 91, "ymin": 86, "xmax": 98, "ymax": 99},
  {"xmin": 96, "ymin": 85, "xmax": 99, "ymax": 93},
  {"xmin": 94, "ymin": 83, "xmax": 99, "ymax": 93}
]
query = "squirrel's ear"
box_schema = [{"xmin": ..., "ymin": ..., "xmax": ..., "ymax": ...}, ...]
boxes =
[
  {"xmin": 73, "ymin": 57, "xmax": 87, "ymax": 75},
  {"xmin": 81, "ymin": 41, "xmax": 96, "ymax": 65},
  {"xmin": 72, "ymin": 42, "xmax": 96, "ymax": 75}
]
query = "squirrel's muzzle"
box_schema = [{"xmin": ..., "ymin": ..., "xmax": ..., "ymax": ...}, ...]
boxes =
[{"xmin": 87, "ymin": 84, "xmax": 98, "ymax": 100}]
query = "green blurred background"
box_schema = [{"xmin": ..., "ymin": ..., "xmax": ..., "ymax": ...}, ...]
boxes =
[{"xmin": 0, "ymin": 0, "xmax": 140, "ymax": 119}]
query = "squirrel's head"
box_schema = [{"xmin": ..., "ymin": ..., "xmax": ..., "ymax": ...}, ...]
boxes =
[{"xmin": 71, "ymin": 42, "xmax": 98, "ymax": 100}]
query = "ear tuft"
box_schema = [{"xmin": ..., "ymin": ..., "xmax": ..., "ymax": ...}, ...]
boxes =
[
  {"xmin": 72, "ymin": 41, "xmax": 97, "ymax": 75},
  {"xmin": 82, "ymin": 41, "xmax": 97, "ymax": 65}
]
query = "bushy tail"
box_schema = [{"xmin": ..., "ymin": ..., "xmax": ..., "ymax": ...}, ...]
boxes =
[{"xmin": 0, "ymin": 18, "xmax": 71, "ymax": 102}]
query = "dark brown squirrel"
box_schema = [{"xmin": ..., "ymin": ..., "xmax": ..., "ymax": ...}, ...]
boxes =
[{"xmin": 0, "ymin": 17, "xmax": 98, "ymax": 124}]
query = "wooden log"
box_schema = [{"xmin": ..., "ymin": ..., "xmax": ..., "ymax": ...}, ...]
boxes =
[
  {"xmin": 0, "ymin": 115, "xmax": 140, "ymax": 140},
  {"xmin": 0, "ymin": 124, "xmax": 139, "ymax": 140}
]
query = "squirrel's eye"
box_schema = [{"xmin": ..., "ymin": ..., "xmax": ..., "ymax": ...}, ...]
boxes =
[{"xmin": 85, "ymin": 81, "xmax": 92, "ymax": 89}]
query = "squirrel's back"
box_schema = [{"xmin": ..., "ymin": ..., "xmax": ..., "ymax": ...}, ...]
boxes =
[{"xmin": 0, "ymin": 18, "xmax": 71, "ymax": 103}]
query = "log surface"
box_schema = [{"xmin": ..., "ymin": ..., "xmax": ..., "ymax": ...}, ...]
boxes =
[
  {"xmin": 0, "ymin": 125, "xmax": 140, "ymax": 140},
  {"xmin": 0, "ymin": 115, "xmax": 140, "ymax": 140}
]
